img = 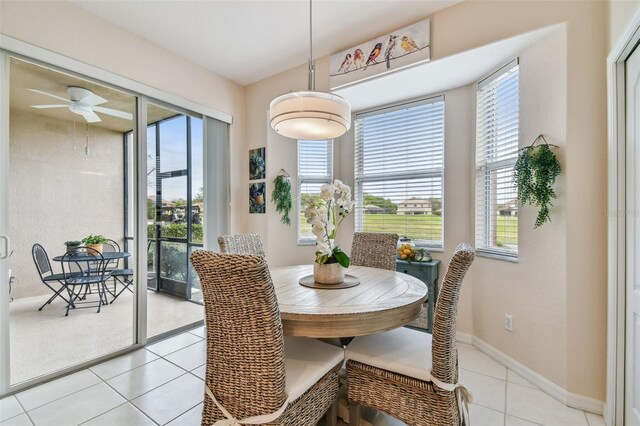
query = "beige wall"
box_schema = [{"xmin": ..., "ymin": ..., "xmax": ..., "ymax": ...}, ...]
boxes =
[
  {"xmin": 9, "ymin": 110, "xmax": 124, "ymax": 298},
  {"xmin": 0, "ymin": 0, "xmax": 246, "ymax": 236},
  {"xmin": 471, "ymin": 27, "xmax": 569, "ymax": 390},
  {"xmin": 608, "ymin": 0, "xmax": 640, "ymax": 50},
  {"xmin": 244, "ymin": 1, "xmax": 608, "ymax": 402}
]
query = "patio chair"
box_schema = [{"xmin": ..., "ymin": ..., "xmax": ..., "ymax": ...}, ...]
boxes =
[
  {"xmin": 217, "ymin": 233, "xmax": 266, "ymax": 256},
  {"xmin": 345, "ymin": 243, "xmax": 475, "ymax": 426},
  {"xmin": 32, "ymin": 243, "xmax": 75, "ymax": 311},
  {"xmin": 109, "ymin": 240, "xmax": 157, "ymax": 303},
  {"xmin": 190, "ymin": 250, "xmax": 343, "ymax": 426},
  {"xmin": 350, "ymin": 232, "xmax": 398, "ymax": 270},
  {"xmin": 103, "ymin": 239, "xmax": 121, "ymax": 271},
  {"xmin": 101, "ymin": 239, "xmax": 127, "ymax": 302},
  {"xmin": 61, "ymin": 247, "xmax": 112, "ymax": 316}
]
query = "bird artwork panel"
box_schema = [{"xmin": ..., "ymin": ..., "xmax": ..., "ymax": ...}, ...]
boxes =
[{"xmin": 330, "ymin": 19, "xmax": 430, "ymax": 89}]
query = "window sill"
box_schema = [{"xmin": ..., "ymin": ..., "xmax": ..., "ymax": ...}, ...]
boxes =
[
  {"xmin": 298, "ymin": 239, "xmax": 316, "ymax": 247},
  {"xmin": 476, "ymin": 250, "xmax": 518, "ymax": 263}
]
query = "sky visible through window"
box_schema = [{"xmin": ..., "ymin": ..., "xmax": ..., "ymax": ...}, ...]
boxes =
[{"xmin": 146, "ymin": 115, "xmax": 203, "ymax": 201}]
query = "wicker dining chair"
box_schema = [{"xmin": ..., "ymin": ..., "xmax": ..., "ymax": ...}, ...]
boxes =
[
  {"xmin": 345, "ymin": 243, "xmax": 475, "ymax": 426},
  {"xmin": 190, "ymin": 250, "xmax": 343, "ymax": 426},
  {"xmin": 350, "ymin": 232, "xmax": 398, "ymax": 270},
  {"xmin": 217, "ymin": 233, "xmax": 266, "ymax": 256}
]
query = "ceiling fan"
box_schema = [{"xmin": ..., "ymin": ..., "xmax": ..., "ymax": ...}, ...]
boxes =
[{"xmin": 28, "ymin": 86, "xmax": 133, "ymax": 123}]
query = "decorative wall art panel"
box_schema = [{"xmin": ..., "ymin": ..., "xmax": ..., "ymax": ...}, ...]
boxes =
[{"xmin": 330, "ymin": 19, "xmax": 430, "ymax": 89}]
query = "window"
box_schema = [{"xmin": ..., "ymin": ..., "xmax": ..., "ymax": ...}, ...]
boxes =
[
  {"xmin": 298, "ymin": 139, "xmax": 333, "ymax": 244},
  {"xmin": 475, "ymin": 59, "xmax": 519, "ymax": 259},
  {"xmin": 354, "ymin": 96, "xmax": 445, "ymax": 248}
]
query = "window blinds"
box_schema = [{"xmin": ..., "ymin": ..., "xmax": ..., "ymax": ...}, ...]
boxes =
[
  {"xmin": 354, "ymin": 96, "xmax": 444, "ymax": 248},
  {"xmin": 297, "ymin": 139, "xmax": 333, "ymax": 243},
  {"xmin": 475, "ymin": 60, "xmax": 519, "ymax": 257}
]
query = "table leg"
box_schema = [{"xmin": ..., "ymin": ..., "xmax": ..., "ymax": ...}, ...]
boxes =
[
  {"xmin": 349, "ymin": 404, "xmax": 361, "ymax": 426},
  {"xmin": 325, "ymin": 401, "xmax": 338, "ymax": 426}
]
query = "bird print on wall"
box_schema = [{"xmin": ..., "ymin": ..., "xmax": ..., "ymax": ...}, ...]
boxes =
[
  {"xmin": 401, "ymin": 35, "xmax": 420, "ymax": 54},
  {"xmin": 363, "ymin": 43, "xmax": 383, "ymax": 71},
  {"xmin": 385, "ymin": 35, "xmax": 398, "ymax": 69},
  {"xmin": 353, "ymin": 49, "xmax": 364, "ymax": 69},
  {"xmin": 329, "ymin": 19, "xmax": 430, "ymax": 88},
  {"xmin": 338, "ymin": 53, "xmax": 353, "ymax": 73}
]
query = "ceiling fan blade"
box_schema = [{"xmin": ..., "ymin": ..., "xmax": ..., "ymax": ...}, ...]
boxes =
[
  {"xmin": 79, "ymin": 93, "xmax": 108, "ymax": 106},
  {"xmin": 26, "ymin": 88, "xmax": 71, "ymax": 103},
  {"xmin": 93, "ymin": 106, "xmax": 133, "ymax": 121},
  {"xmin": 31, "ymin": 104, "xmax": 69, "ymax": 109},
  {"xmin": 80, "ymin": 110, "xmax": 102, "ymax": 123}
]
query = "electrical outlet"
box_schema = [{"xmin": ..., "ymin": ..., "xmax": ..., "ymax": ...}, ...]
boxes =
[{"xmin": 504, "ymin": 314, "xmax": 513, "ymax": 332}]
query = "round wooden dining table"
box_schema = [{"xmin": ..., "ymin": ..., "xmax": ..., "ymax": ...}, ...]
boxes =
[{"xmin": 270, "ymin": 264, "xmax": 428, "ymax": 338}]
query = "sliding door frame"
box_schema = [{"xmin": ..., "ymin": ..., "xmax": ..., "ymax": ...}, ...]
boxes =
[
  {"xmin": 607, "ymin": 7, "xmax": 640, "ymax": 426},
  {"xmin": 0, "ymin": 36, "xmax": 231, "ymax": 396},
  {"xmin": 0, "ymin": 51, "xmax": 11, "ymax": 397}
]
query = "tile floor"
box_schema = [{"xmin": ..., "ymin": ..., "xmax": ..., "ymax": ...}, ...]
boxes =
[{"xmin": 0, "ymin": 328, "xmax": 606, "ymax": 426}]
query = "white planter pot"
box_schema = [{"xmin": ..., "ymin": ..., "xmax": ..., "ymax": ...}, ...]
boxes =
[{"xmin": 313, "ymin": 262, "xmax": 346, "ymax": 284}]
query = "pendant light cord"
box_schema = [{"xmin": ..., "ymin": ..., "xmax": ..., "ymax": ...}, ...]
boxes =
[{"xmin": 308, "ymin": 0, "xmax": 315, "ymax": 91}]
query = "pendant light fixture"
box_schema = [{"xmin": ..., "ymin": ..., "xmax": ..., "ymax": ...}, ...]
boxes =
[{"xmin": 269, "ymin": 0, "xmax": 351, "ymax": 140}]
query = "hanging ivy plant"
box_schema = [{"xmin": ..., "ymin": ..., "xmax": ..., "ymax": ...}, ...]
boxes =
[
  {"xmin": 514, "ymin": 135, "xmax": 562, "ymax": 228},
  {"xmin": 272, "ymin": 173, "xmax": 293, "ymax": 225}
]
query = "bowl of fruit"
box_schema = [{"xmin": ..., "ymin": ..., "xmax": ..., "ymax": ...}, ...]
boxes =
[
  {"xmin": 397, "ymin": 237, "xmax": 416, "ymax": 260},
  {"xmin": 397, "ymin": 237, "xmax": 432, "ymax": 262}
]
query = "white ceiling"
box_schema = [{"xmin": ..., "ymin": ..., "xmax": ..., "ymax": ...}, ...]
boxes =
[{"xmin": 71, "ymin": 0, "xmax": 461, "ymax": 86}]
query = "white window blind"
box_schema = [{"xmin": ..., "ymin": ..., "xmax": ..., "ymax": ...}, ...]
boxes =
[
  {"xmin": 298, "ymin": 139, "xmax": 333, "ymax": 244},
  {"xmin": 475, "ymin": 59, "xmax": 519, "ymax": 258},
  {"xmin": 354, "ymin": 96, "xmax": 444, "ymax": 248}
]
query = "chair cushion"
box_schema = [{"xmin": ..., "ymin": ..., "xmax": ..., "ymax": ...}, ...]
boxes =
[
  {"xmin": 345, "ymin": 327, "xmax": 433, "ymax": 382},
  {"xmin": 283, "ymin": 336, "xmax": 344, "ymax": 402}
]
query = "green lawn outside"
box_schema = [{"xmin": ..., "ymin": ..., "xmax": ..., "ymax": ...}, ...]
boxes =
[
  {"xmin": 300, "ymin": 213, "xmax": 443, "ymax": 241},
  {"xmin": 300, "ymin": 214, "xmax": 518, "ymax": 246},
  {"xmin": 496, "ymin": 216, "xmax": 518, "ymax": 246},
  {"xmin": 362, "ymin": 214, "xmax": 443, "ymax": 241}
]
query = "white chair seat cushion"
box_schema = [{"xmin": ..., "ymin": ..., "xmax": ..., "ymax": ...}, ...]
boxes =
[
  {"xmin": 284, "ymin": 336, "xmax": 344, "ymax": 402},
  {"xmin": 345, "ymin": 327, "xmax": 433, "ymax": 382}
]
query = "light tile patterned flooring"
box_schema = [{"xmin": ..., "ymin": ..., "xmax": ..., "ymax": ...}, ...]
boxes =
[{"xmin": 0, "ymin": 328, "xmax": 606, "ymax": 426}]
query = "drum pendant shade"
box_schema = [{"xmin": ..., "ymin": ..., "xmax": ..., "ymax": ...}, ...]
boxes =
[{"xmin": 269, "ymin": 91, "xmax": 351, "ymax": 140}]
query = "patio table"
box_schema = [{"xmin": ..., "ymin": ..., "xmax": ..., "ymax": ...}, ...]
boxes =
[
  {"xmin": 270, "ymin": 264, "xmax": 427, "ymax": 339},
  {"xmin": 52, "ymin": 252, "xmax": 131, "ymax": 262}
]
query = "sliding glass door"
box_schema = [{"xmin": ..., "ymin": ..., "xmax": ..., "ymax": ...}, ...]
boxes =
[
  {"xmin": 142, "ymin": 103, "xmax": 204, "ymax": 339},
  {"xmin": 0, "ymin": 49, "xmax": 228, "ymax": 395},
  {"xmin": 148, "ymin": 113, "xmax": 203, "ymax": 300},
  {"xmin": 3, "ymin": 56, "xmax": 139, "ymax": 386}
]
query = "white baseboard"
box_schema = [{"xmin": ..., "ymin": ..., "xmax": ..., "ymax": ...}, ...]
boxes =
[
  {"xmin": 456, "ymin": 332, "xmax": 474, "ymax": 345},
  {"xmin": 456, "ymin": 333, "xmax": 604, "ymax": 415}
]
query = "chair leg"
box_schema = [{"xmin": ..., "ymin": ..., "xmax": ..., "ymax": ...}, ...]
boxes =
[
  {"xmin": 101, "ymin": 282, "xmax": 110, "ymax": 305},
  {"xmin": 38, "ymin": 282, "xmax": 72, "ymax": 311},
  {"xmin": 110, "ymin": 277, "xmax": 133, "ymax": 303},
  {"xmin": 349, "ymin": 403, "xmax": 361, "ymax": 426},
  {"xmin": 65, "ymin": 287, "xmax": 75, "ymax": 317},
  {"xmin": 38, "ymin": 291, "xmax": 59, "ymax": 311},
  {"xmin": 324, "ymin": 401, "xmax": 338, "ymax": 426},
  {"xmin": 96, "ymin": 285, "xmax": 103, "ymax": 313}
]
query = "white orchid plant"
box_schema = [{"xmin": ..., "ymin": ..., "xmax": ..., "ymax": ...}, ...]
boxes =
[{"xmin": 304, "ymin": 179, "xmax": 354, "ymax": 267}]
